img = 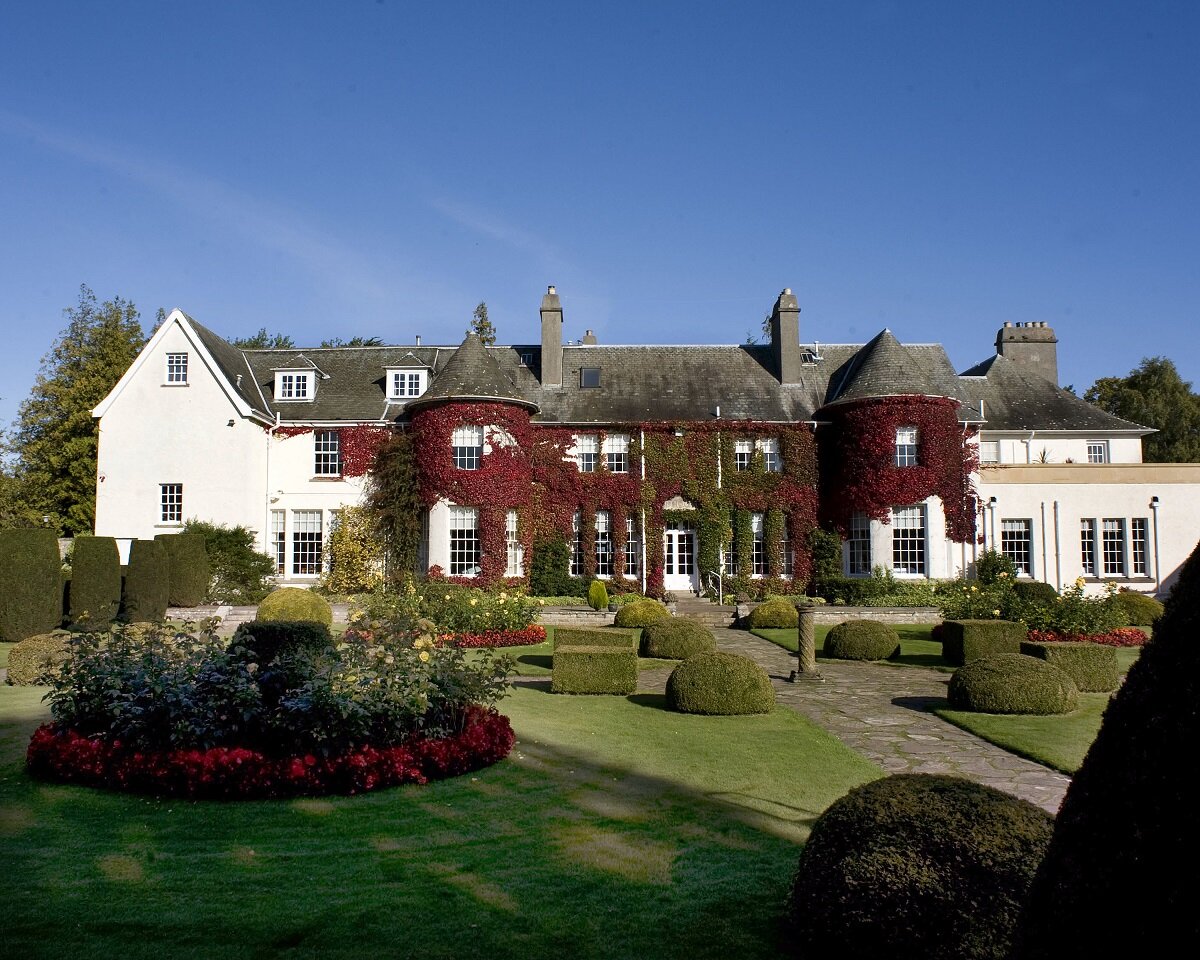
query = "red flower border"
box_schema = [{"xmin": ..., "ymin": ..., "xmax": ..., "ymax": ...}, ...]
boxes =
[
  {"xmin": 1026, "ymin": 627, "xmax": 1147, "ymax": 648},
  {"xmin": 449, "ymin": 625, "xmax": 547, "ymax": 648},
  {"xmin": 26, "ymin": 706, "xmax": 515, "ymax": 799}
]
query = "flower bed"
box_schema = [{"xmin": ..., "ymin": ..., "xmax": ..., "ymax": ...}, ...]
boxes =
[
  {"xmin": 450, "ymin": 625, "xmax": 547, "ymax": 648},
  {"xmin": 26, "ymin": 706, "xmax": 514, "ymax": 799},
  {"xmin": 1026, "ymin": 627, "xmax": 1147, "ymax": 647}
]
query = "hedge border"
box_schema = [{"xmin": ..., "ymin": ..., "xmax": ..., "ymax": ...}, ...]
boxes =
[{"xmin": 551, "ymin": 645, "xmax": 637, "ymax": 694}]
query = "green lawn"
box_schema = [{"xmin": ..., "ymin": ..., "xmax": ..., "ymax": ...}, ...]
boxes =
[
  {"xmin": 0, "ymin": 672, "xmax": 880, "ymax": 959},
  {"xmin": 753, "ymin": 624, "xmax": 951, "ymax": 671}
]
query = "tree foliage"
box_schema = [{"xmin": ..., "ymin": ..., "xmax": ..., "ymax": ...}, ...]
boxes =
[
  {"xmin": 230, "ymin": 327, "xmax": 295, "ymax": 349},
  {"xmin": 470, "ymin": 302, "xmax": 496, "ymax": 346},
  {"xmin": 1084, "ymin": 357, "xmax": 1200, "ymax": 462},
  {"xmin": 320, "ymin": 336, "xmax": 383, "ymax": 348},
  {"xmin": 365, "ymin": 432, "xmax": 422, "ymax": 582},
  {"xmin": 10, "ymin": 286, "xmax": 145, "ymax": 534},
  {"xmin": 182, "ymin": 520, "xmax": 275, "ymax": 604}
]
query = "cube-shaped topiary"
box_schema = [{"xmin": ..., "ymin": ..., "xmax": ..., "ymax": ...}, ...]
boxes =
[
  {"xmin": 256, "ymin": 588, "xmax": 333, "ymax": 628},
  {"xmin": 948, "ymin": 654, "xmax": 1079, "ymax": 714},
  {"xmin": 640, "ymin": 618, "xmax": 716, "ymax": 660},
  {"xmin": 787, "ymin": 774, "xmax": 1054, "ymax": 960},
  {"xmin": 6, "ymin": 631, "xmax": 73, "ymax": 686},
  {"xmin": 121, "ymin": 539, "xmax": 169, "ymax": 623},
  {"xmin": 613, "ymin": 598, "xmax": 671, "ymax": 628},
  {"xmin": 155, "ymin": 533, "xmax": 211, "ymax": 607},
  {"xmin": 746, "ymin": 597, "xmax": 799, "ymax": 629},
  {"xmin": 665, "ymin": 651, "xmax": 774, "ymax": 715},
  {"xmin": 69, "ymin": 536, "xmax": 122, "ymax": 628},
  {"xmin": 587, "ymin": 580, "xmax": 609, "ymax": 611},
  {"xmin": 551, "ymin": 645, "xmax": 637, "ymax": 694},
  {"xmin": 0, "ymin": 529, "xmax": 64, "ymax": 642},
  {"xmin": 942, "ymin": 619, "xmax": 1026, "ymax": 665},
  {"xmin": 1111, "ymin": 590, "xmax": 1164, "ymax": 627},
  {"xmin": 554, "ymin": 626, "xmax": 638, "ymax": 650},
  {"xmin": 1020, "ymin": 641, "xmax": 1119, "ymax": 693},
  {"xmin": 824, "ymin": 619, "xmax": 901, "ymax": 661}
]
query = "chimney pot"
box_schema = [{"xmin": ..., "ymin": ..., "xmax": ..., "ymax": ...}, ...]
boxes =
[{"xmin": 548, "ymin": 285, "xmax": 556, "ymax": 295}]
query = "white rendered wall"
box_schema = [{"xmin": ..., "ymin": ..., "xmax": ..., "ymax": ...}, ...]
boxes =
[{"xmin": 977, "ymin": 434, "xmax": 1143, "ymax": 465}]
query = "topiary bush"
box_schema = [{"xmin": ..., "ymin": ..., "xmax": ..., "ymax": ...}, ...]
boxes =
[
  {"xmin": 824, "ymin": 619, "xmax": 901, "ymax": 661},
  {"xmin": 941, "ymin": 619, "xmax": 1026, "ymax": 665},
  {"xmin": 184, "ymin": 520, "xmax": 276, "ymax": 603},
  {"xmin": 120, "ymin": 539, "xmax": 169, "ymax": 622},
  {"xmin": 551, "ymin": 645, "xmax": 637, "ymax": 694},
  {"xmin": 155, "ymin": 533, "xmax": 211, "ymax": 607},
  {"xmin": 1112, "ymin": 590, "xmax": 1164, "ymax": 627},
  {"xmin": 640, "ymin": 618, "xmax": 716, "ymax": 660},
  {"xmin": 587, "ymin": 580, "xmax": 609, "ymax": 611},
  {"xmin": 0, "ymin": 528, "xmax": 64, "ymax": 642},
  {"xmin": 786, "ymin": 774, "xmax": 1054, "ymax": 960},
  {"xmin": 746, "ymin": 596, "xmax": 798, "ymax": 629},
  {"xmin": 6, "ymin": 632, "xmax": 72, "ymax": 686},
  {"xmin": 613, "ymin": 597, "xmax": 671, "ymax": 628},
  {"xmin": 1011, "ymin": 580, "xmax": 1059, "ymax": 605},
  {"xmin": 948, "ymin": 654, "xmax": 1079, "ymax": 715},
  {"xmin": 555, "ymin": 627, "xmax": 638, "ymax": 650},
  {"xmin": 1020, "ymin": 641, "xmax": 1119, "ymax": 693},
  {"xmin": 256, "ymin": 588, "xmax": 333, "ymax": 628},
  {"xmin": 665, "ymin": 651, "xmax": 774, "ymax": 715},
  {"xmin": 68, "ymin": 536, "xmax": 121, "ymax": 628}
]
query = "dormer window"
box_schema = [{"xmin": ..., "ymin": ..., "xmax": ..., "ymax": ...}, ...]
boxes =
[
  {"xmin": 275, "ymin": 371, "xmax": 314, "ymax": 401},
  {"xmin": 895, "ymin": 426, "xmax": 918, "ymax": 467},
  {"xmin": 387, "ymin": 368, "xmax": 428, "ymax": 400}
]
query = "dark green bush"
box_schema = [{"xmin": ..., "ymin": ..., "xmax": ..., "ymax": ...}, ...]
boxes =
[
  {"xmin": 746, "ymin": 597, "xmax": 798, "ymax": 629},
  {"xmin": 554, "ymin": 627, "xmax": 638, "ymax": 650},
  {"xmin": 665, "ymin": 651, "xmax": 774, "ymax": 715},
  {"xmin": 69, "ymin": 536, "xmax": 121, "ymax": 628},
  {"xmin": 256, "ymin": 588, "xmax": 333, "ymax": 628},
  {"xmin": 121, "ymin": 539, "xmax": 169, "ymax": 622},
  {"xmin": 942, "ymin": 619, "xmax": 1026, "ymax": 665},
  {"xmin": 0, "ymin": 529, "xmax": 64, "ymax": 642},
  {"xmin": 824, "ymin": 619, "xmax": 901, "ymax": 660},
  {"xmin": 807, "ymin": 527, "xmax": 843, "ymax": 595},
  {"xmin": 613, "ymin": 598, "xmax": 671, "ymax": 628},
  {"xmin": 551, "ymin": 645, "xmax": 637, "ymax": 694},
  {"xmin": 976, "ymin": 549, "xmax": 1018, "ymax": 584},
  {"xmin": 6, "ymin": 632, "xmax": 72, "ymax": 686},
  {"xmin": 155, "ymin": 533, "xmax": 210, "ymax": 607},
  {"xmin": 183, "ymin": 520, "xmax": 275, "ymax": 603},
  {"xmin": 229, "ymin": 621, "xmax": 333, "ymax": 666},
  {"xmin": 787, "ymin": 774, "xmax": 1054, "ymax": 960},
  {"xmin": 948, "ymin": 654, "xmax": 1079, "ymax": 714},
  {"xmin": 529, "ymin": 536, "xmax": 582, "ymax": 597},
  {"xmin": 1020, "ymin": 641, "xmax": 1119, "ymax": 693},
  {"xmin": 1112, "ymin": 590, "xmax": 1164, "ymax": 627},
  {"xmin": 640, "ymin": 618, "xmax": 716, "ymax": 659},
  {"xmin": 1011, "ymin": 580, "xmax": 1059, "ymax": 604},
  {"xmin": 587, "ymin": 580, "xmax": 609, "ymax": 611}
]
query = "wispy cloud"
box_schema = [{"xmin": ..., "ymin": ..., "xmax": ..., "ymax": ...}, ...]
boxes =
[{"xmin": 427, "ymin": 195, "xmax": 569, "ymax": 271}]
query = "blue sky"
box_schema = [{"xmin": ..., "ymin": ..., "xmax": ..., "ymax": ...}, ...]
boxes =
[{"xmin": 2, "ymin": 1, "xmax": 1198, "ymax": 431}]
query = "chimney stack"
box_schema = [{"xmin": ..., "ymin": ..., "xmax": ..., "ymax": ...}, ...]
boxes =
[
  {"xmin": 582, "ymin": 329, "xmax": 598, "ymax": 345},
  {"xmin": 995, "ymin": 321, "xmax": 1059, "ymax": 386},
  {"xmin": 769, "ymin": 288, "xmax": 802, "ymax": 385},
  {"xmin": 540, "ymin": 285, "xmax": 563, "ymax": 386}
]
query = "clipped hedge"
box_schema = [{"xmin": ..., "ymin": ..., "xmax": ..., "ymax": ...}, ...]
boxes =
[
  {"xmin": 746, "ymin": 597, "xmax": 798, "ymax": 629},
  {"xmin": 69, "ymin": 536, "xmax": 121, "ymax": 628},
  {"xmin": 6, "ymin": 632, "xmax": 72, "ymax": 686},
  {"xmin": 155, "ymin": 533, "xmax": 210, "ymax": 607},
  {"xmin": 551, "ymin": 645, "xmax": 637, "ymax": 695},
  {"xmin": 256, "ymin": 588, "xmax": 333, "ymax": 628},
  {"xmin": 0, "ymin": 528, "xmax": 63, "ymax": 642},
  {"xmin": 640, "ymin": 618, "xmax": 716, "ymax": 660},
  {"xmin": 787, "ymin": 774, "xmax": 1054, "ymax": 960},
  {"xmin": 665, "ymin": 651, "xmax": 774, "ymax": 716},
  {"xmin": 121, "ymin": 539, "xmax": 169, "ymax": 622},
  {"xmin": 613, "ymin": 598, "xmax": 671, "ymax": 628},
  {"xmin": 824, "ymin": 619, "xmax": 900, "ymax": 661},
  {"xmin": 587, "ymin": 580, "xmax": 609, "ymax": 611},
  {"xmin": 1020, "ymin": 641, "xmax": 1119, "ymax": 693},
  {"xmin": 554, "ymin": 627, "xmax": 638, "ymax": 650},
  {"xmin": 949, "ymin": 654, "xmax": 1079, "ymax": 715},
  {"xmin": 942, "ymin": 619, "xmax": 1026, "ymax": 665},
  {"xmin": 1112, "ymin": 590, "xmax": 1164, "ymax": 627}
]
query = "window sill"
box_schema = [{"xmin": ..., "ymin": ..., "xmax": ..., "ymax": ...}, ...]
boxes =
[
  {"xmin": 162, "ymin": 383, "xmax": 189, "ymax": 388},
  {"xmin": 155, "ymin": 523, "xmax": 184, "ymax": 529},
  {"xmin": 310, "ymin": 475, "xmax": 344, "ymax": 482}
]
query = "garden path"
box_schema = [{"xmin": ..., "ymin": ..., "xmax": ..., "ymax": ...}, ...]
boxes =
[{"xmin": 638, "ymin": 627, "xmax": 1071, "ymax": 814}]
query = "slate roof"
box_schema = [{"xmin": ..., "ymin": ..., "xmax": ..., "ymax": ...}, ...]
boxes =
[
  {"xmin": 823, "ymin": 329, "xmax": 944, "ymax": 406},
  {"xmin": 411, "ymin": 333, "xmax": 536, "ymax": 411}
]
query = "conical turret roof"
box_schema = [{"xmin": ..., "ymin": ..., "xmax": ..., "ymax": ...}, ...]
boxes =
[
  {"xmin": 409, "ymin": 333, "xmax": 538, "ymax": 411},
  {"xmin": 825, "ymin": 328, "xmax": 950, "ymax": 406}
]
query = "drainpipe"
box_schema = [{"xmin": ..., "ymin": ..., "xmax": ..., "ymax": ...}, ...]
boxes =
[
  {"xmin": 640, "ymin": 428, "xmax": 647, "ymax": 595},
  {"xmin": 1024, "ymin": 430, "xmax": 1036, "ymax": 464},
  {"xmin": 1151, "ymin": 496, "xmax": 1161, "ymax": 593},
  {"xmin": 1052, "ymin": 500, "xmax": 1062, "ymax": 592},
  {"xmin": 987, "ymin": 497, "xmax": 997, "ymax": 550},
  {"xmin": 265, "ymin": 411, "xmax": 280, "ymax": 560},
  {"xmin": 1039, "ymin": 501, "xmax": 1048, "ymax": 583}
]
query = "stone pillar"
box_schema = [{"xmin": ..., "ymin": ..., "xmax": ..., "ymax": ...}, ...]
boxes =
[{"xmin": 789, "ymin": 606, "xmax": 823, "ymax": 682}]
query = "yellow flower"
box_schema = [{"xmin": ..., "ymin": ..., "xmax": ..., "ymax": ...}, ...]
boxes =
[
  {"xmin": 419, "ymin": 651, "xmax": 430, "ymax": 663},
  {"xmin": 1075, "ymin": 576, "xmax": 1086, "ymax": 588},
  {"xmin": 498, "ymin": 597, "xmax": 505, "ymax": 604},
  {"xmin": 444, "ymin": 593, "xmax": 451, "ymax": 601},
  {"xmin": 992, "ymin": 609, "xmax": 1001, "ymax": 617},
  {"xmin": 970, "ymin": 586, "xmax": 978, "ymax": 593},
  {"xmin": 470, "ymin": 598, "xmax": 478, "ymax": 606},
  {"xmin": 998, "ymin": 571, "xmax": 1008, "ymax": 578}
]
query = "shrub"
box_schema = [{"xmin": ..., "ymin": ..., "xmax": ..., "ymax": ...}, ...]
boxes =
[
  {"xmin": 613, "ymin": 598, "xmax": 671, "ymax": 628},
  {"xmin": 1043, "ymin": 578, "xmax": 1122, "ymax": 636},
  {"xmin": 551, "ymin": 646, "xmax": 637, "ymax": 695},
  {"xmin": 1028, "ymin": 626, "xmax": 1147, "ymax": 647},
  {"xmin": 319, "ymin": 506, "xmax": 384, "ymax": 595},
  {"xmin": 1020, "ymin": 641, "xmax": 1119, "ymax": 693},
  {"xmin": 155, "ymin": 533, "xmax": 210, "ymax": 607},
  {"xmin": 824, "ymin": 619, "xmax": 901, "ymax": 660},
  {"xmin": 0, "ymin": 528, "xmax": 63, "ymax": 642},
  {"xmin": 948, "ymin": 654, "xmax": 1079, "ymax": 715},
  {"xmin": 976, "ymin": 549, "xmax": 1018, "ymax": 584},
  {"xmin": 229, "ymin": 621, "xmax": 333, "ymax": 666},
  {"xmin": 1112, "ymin": 590, "xmax": 1164, "ymax": 627},
  {"xmin": 529, "ymin": 535, "xmax": 582, "ymax": 597},
  {"xmin": 746, "ymin": 597, "xmax": 798, "ymax": 629},
  {"xmin": 1011, "ymin": 580, "xmax": 1059, "ymax": 605},
  {"xmin": 120, "ymin": 539, "xmax": 169, "ymax": 622},
  {"xmin": 808, "ymin": 527, "xmax": 843, "ymax": 595},
  {"xmin": 640, "ymin": 618, "xmax": 716, "ymax": 660},
  {"xmin": 256, "ymin": 588, "xmax": 333, "ymax": 628},
  {"xmin": 941, "ymin": 619, "xmax": 1026, "ymax": 665},
  {"xmin": 416, "ymin": 584, "xmax": 540, "ymax": 634},
  {"xmin": 68, "ymin": 536, "xmax": 121, "ymax": 628},
  {"xmin": 587, "ymin": 580, "xmax": 609, "ymax": 611},
  {"xmin": 554, "ymin": 627, "xmax": 638, "ymax": 650},
  {"xmin": 7, "ymin": 632, "xmax": 72, "ymax": 686},
  {"xmin": 787, "ymin": 774, "xmax": 1054, "ymax": 960},
  {"xmin": 184, "ymin": 520, "xmax": 276, "ymax": 603},
  {"xmin": 665, "ymin": 651, "xmax": 774, "ymax": 715}
]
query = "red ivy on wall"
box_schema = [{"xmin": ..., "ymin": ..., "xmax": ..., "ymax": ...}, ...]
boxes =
[
  {"xmin": 272, "ymin": 425, "xmax": 394, "ymax": 479},
  {"xmin": 818, "ymin": 396, "xmax": 978, "ymax": 543}
]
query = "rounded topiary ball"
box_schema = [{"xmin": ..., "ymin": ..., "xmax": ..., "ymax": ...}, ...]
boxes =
[
  {"xmin": 7, "ymin": 632, "xmax": 72, "ymax": 686},
  {"xmin": 1112, "ymin": 590, "xmax": 1164, "ymax": 627},
  {"xmin": 613, "ymin": 598, "xmax": 671, "ymax": 628},
  {"xmin": 948, "ymin": 654, "xmax": 1078, "ymax": 715},
  {"xmin": 255, "ymin": 588, "xmax": 333, "ymax": 628},
  {"xmin": 824, "ymin": 619, "xmax": 901, "ymax": 661},
  {"xmin": 665, "ymin": 651, "xmax": 774, "ymax": 715},
  {"xmin": 746, "ymin": 597, "xmax": 798, "ymax": 629},
  {"xmin": 640, "ymin": 618, "xmax": 716, "ymax": 659},
  {"xmin": 787, "ymin": 774, "xmax": 1054, "ymax": 960}
]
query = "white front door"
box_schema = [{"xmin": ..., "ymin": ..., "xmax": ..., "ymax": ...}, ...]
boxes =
[{"xmin": 663, "ymin": 522, "xmax": 698, "ymax": 593}]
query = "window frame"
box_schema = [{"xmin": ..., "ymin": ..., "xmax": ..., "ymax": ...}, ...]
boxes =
[
  {"xmin": 734, "ymin": 439, "xmax": 753, "ymax": 472},
  {"xmin": 386, "ymin": 368, "xmax": 427, "ymax": 400},
  {"xmin": 847, "ymin": 512, "xmax": 872, "ymax": 576},
  {"xmin": 448, "ymin": 506, "xmax": 481, "ymax": 577},
  {"xmin": 275, "ymin": 370, "xmax": 314, "ymax": 401},
  {"xmin": 625, "ymin": 516, "xmax": 640, "ymax": 578},
  {"xmin": 891, "ymin": 505, "xmax": 926, "ymax": 576},
  {"xmin": 1087, "ymin": 441, "xmax": 1110, "ymax": 464},
  {"xmin": 1101, "ymin": 518, "xmax": 1126, "ymax": 576},
  {"xmin": 1000, "ymin": 518, "xmax": 1033, "ymax": 576},
  {"xmin": 452, "ymin": 424, "xmax": 485, "ymax": 471},
  {"xmin": 603, "ymin": 433, "xmax": 630, "ymax": 473},
  {"xmin": 1131, "ymin": 517, "xmax": 1149, "ymax": 577},
  {"xmin": 573, "ymin": 434, "xmax": 599, "ymax": 473},
  {"xmin": 1080, "ymin": 518, "xmax": 1097, "ymax": 576},
  {"xmin": 895, "ymin": 426, "xmax": 919, "ymax": 467},
  {"xmin": 595, "ymin": 510, "xmax": 613, "ymax": 577},
  {"xmin": 159, "ymin": 483, "xmax": 183, "ymax": 524},
  {"xmin": 504, "ymin": 509, "xmax": 524, "ymax": 577},
  {"xmin": 165, "ymin": 352, "xmax": 189, "ymax": 385},
  {"xmin": 313, "ymin": 430, "xmax": 342, "ymax": 476},
  {"xmin": 291, "ymin": 509, "xmax": 323, "ymax": 575},
  {"xmin": 580, "ymin": 367, "xmax": 601, "ymax": 388}
]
